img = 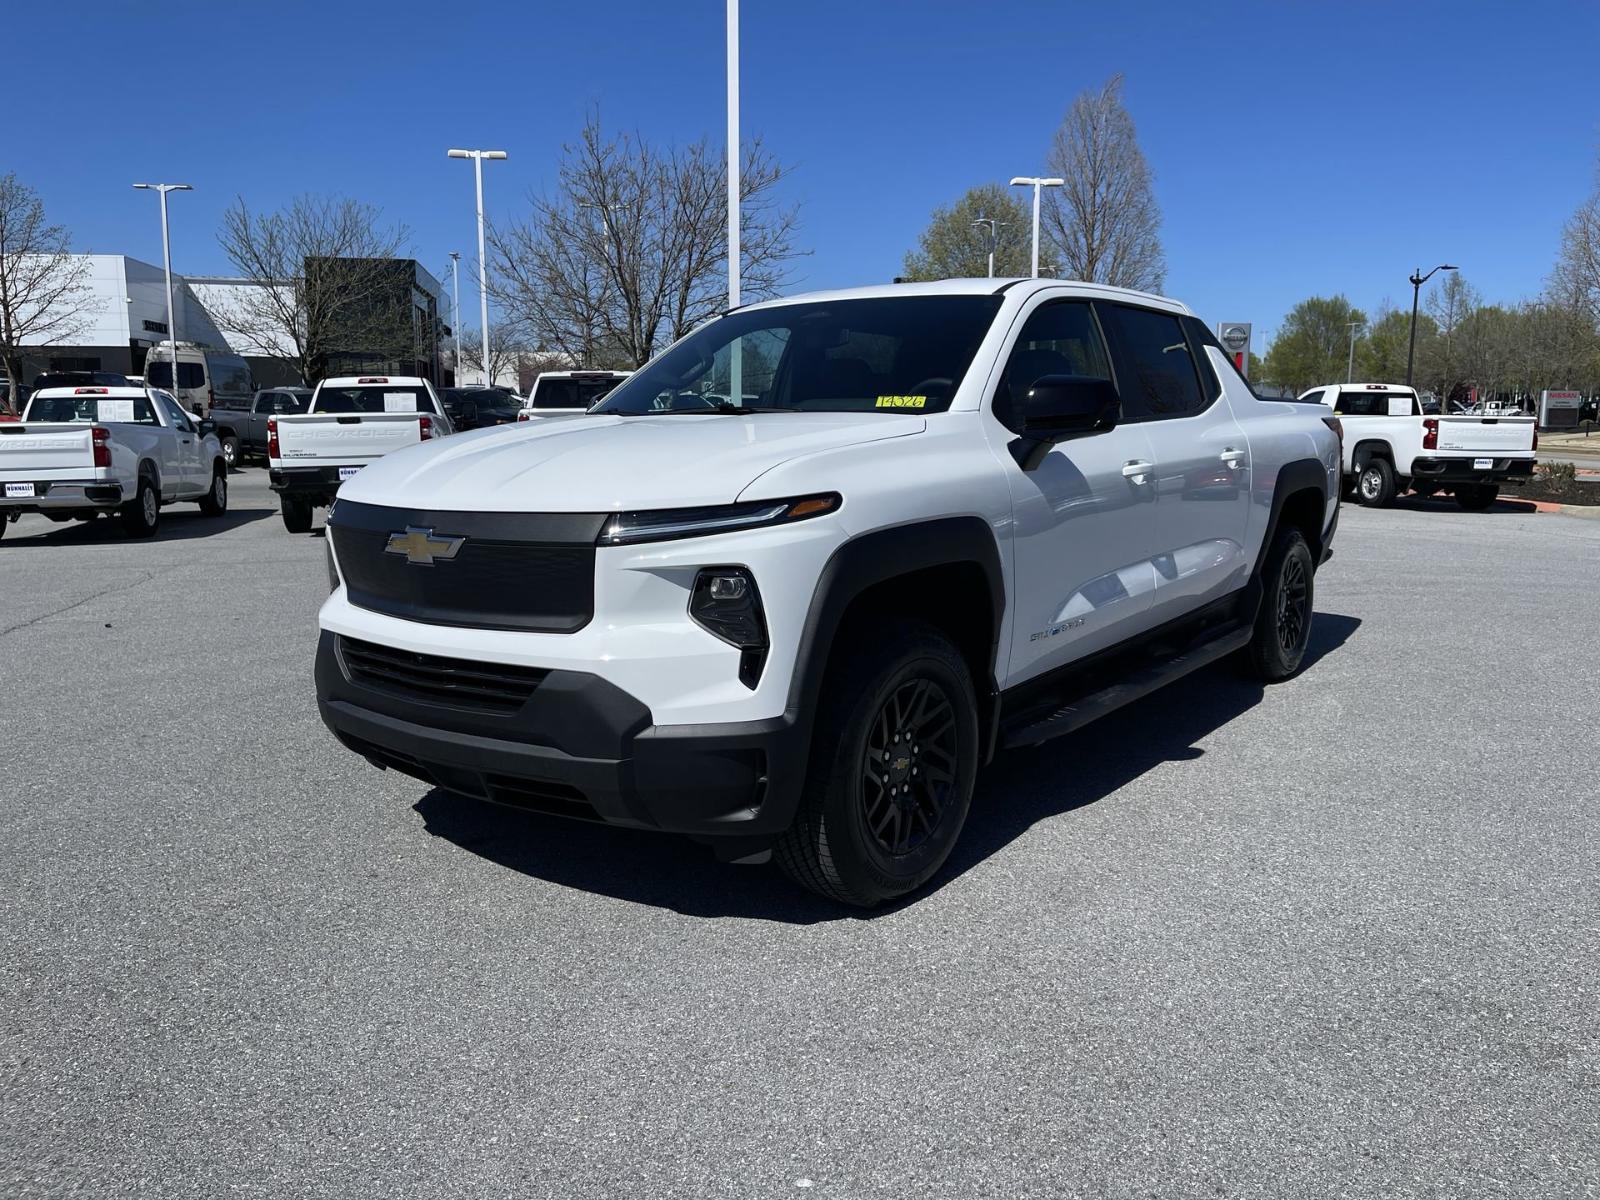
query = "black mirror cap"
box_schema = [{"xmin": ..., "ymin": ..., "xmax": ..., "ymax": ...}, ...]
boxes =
[{"xmin": 1021, "ymin": 374, "xmax": 1119, "ymax": 438}]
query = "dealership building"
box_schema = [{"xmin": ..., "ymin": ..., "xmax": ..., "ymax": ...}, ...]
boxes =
[{"xmin": 8, "ymin": 254, "xmax": 447, "ymax": 390}]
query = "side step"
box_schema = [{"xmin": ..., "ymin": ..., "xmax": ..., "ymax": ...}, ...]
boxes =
[{"xmin": 1001, "ymin": 621, "xmax": 1253, "ymax": 750}]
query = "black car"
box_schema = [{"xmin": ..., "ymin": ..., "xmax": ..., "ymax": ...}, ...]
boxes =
[
  {"xmin": 441, "ymin": 387, "xmax": 523, "ymax": 430},
  {"xmin": 32, "ymin": 370, "xmax": 132, "ymax": 391}
]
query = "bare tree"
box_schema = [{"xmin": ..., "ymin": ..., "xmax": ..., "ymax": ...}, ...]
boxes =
[
  {"xmin": 455, "ymin": 323, "xmax": 524, "ymax": 388},
  {"xmin": 1551, "ymin": 166, "xmax": 1600, "ymax": 323},
  {"xmin": 490, "ymin": 113, "xmax": 803, "ymax": 369},
  {"xmin": 1040, "ymin": 75, "xmax": 1166, "ymax": 291},
  {"xmin": 0, "ymin": 175, "xmax": 98, "ymax": 411},
  {"xmin": 216, "ymin": 195, "xmax": 411, "ymax": 385}
]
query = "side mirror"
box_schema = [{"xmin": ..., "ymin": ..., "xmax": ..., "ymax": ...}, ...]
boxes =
[
  {"xmin": 1020, "ymin": 375, "xmax": 1119, "ymax": 439},
  {"xmin": 198, "ymin": 419, "xmax": 217, "ymax": 437}
]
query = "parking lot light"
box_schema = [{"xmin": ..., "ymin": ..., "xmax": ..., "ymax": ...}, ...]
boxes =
[
  {"xmin": 447, "ymin": 149, "xmax": 508, "ymax": 386},
  {"xmin": 1010, "ymin": 176, "xmax": 1064, "ymax": 279},
  {"xmin": 131, "ymin": 183, "xmax": 192, "ymax": 406},
  {"xmin": 1406, "ymin": 263, "xmax": 1458, "ymax": 389}
]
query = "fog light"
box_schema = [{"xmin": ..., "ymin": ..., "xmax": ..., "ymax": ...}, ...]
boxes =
[{"xmin": 690, "ymin": 567, "xmax": 767, "ymax": 689}]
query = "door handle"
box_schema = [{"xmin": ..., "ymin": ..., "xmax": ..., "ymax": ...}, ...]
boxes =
[
  {"xmin": 1121, "ymin": 460, "xmax": 1153, "ymax": 483},
  {"xmin": 1220, "ymin": 448, "xmax": 1247, "ymax": 467}
]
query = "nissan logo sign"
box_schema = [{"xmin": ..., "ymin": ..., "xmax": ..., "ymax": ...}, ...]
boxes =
[{"xmin": 1220, "ymin": 326, "xmax": 1250, "ymax": 353}]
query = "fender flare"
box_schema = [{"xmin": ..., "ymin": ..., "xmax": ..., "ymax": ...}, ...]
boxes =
[
  {"xmin": 785, "ymin": 516, "xmax": 1006, "ymax": 724},
  {"xmin": 1350, "ymin": 439, "xmax": 1393, "ymax": 471},
  {"xmin": 1258, "ymin": 456, "xmax": 1330, "ymax": 570}
]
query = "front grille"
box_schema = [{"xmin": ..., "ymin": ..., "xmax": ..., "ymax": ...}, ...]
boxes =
[
  {"xmin": 329, "ymin": 500, "xmax": 609, "ymax": 633},
  {"xmin": 338, "ymin": 635, "xmax": 547, "ymax": 713}
]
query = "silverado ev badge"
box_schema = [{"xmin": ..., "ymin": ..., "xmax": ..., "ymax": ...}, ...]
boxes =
[{"xmin": 385, "ymin": 526, "xmax": 465, "ymax": 566}]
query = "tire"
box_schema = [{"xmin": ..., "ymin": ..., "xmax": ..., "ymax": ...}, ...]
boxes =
[
  {"xmin": 221, "ymin": 436, "xmax": 240, "ymax": 470},
  {"xmin": 1356, "ymin": 458, "xmax": 1397, "ymax": 507},
  {"xmin": 120, "ymin": 475, "xmax": 160, "ymax": 538},
  {"xmin": 1455, "ymin": 484, "xmax": 1499, "ymax": 511},
  {"xmin": 1241, "ymin": 525, "xmax": 1315, "ymax": 682},
  {"xmin": 198, "ymin": 467, "xmax": 228, "ymax": 516},
  {"xmin": 775, "ymin": 622, "xmax": 979, "ymax": 907},
  {"xmin": 280, "ymin": 495, "xmax": 313, "ymax": 534}
]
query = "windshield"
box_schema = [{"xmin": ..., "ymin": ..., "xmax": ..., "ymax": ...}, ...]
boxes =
[
  {"xmin": 593, "ymin": 296, "xmax": 1004, "ymax": 416},
  {"xmin": 313, "ymin": 386, "xmax": 429, "ymax": 414}
]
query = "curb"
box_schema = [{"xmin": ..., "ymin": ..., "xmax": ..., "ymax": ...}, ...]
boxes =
[{"xmin": 1507, "ymin": 498, "xmax": 1600, "ymax": 518}]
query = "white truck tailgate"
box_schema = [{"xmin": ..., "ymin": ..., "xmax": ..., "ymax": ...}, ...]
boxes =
[
  {"xmin": 1436, "ymin": 417, "xmax": 1536, "ymax": 454},
  {"xmin": 274, "ymin": 414, "xmax": 424, "ymax": 464},
  {"xmin": 0, "ymin": 424, "xmax": 97, "ymax": 479}
]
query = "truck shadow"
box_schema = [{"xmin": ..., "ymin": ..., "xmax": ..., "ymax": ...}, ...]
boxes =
[
  {"xmin": 413, "ymin": 612, "xmax": 1362, "ymax": 924},
  {"xmin": 0, "ymin": 506, "xmax": 274, "ymax": 547}
]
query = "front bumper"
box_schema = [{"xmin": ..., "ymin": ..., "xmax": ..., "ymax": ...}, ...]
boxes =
[
  {"xmin": 0, "ymin": 479, "xmax": 124, "ymax": 514},
  {"xmin": 314, "ymin": 631, "xmax": 809, "ymax": 847},
  {"xmin": 1410, "ymin": 457, "xmax": 1535, "ymax": 485}
]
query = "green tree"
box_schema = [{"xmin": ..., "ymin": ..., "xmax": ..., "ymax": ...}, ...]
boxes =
[
  {"xmin": 1263, "ymin": 295, "xmax": 1367, "ymax": 394},
  {"xmin": 901, "ymin": 183, "xmax": 1032, "ymax": 281},
  {"xmin": 1355, "ymin": 306, "xmax": 1429, "ymax": 384}
]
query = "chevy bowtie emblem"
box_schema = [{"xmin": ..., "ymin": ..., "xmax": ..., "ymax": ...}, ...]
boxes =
[{"xmin": 385, "ymin": 526, "xmax": 465, "ymax": 566}]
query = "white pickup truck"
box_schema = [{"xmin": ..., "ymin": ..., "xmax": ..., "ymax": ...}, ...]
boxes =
[
  {"xmin": 1300, "ymin": 382, "xmax": 1537, "ymax": 509},
  {"xmin": 515, "ymin": 370, "xmax": 631, "ymax": 421},
  {"xmin": 269, "ymin": 375, "xmax": 454, "ymax": 533},
  {"xmin": 0, "ymin": 386, "xmax": 228, "ymax": 538}
]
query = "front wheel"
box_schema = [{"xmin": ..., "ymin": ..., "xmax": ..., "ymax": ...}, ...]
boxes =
[
  {"xmin": 1241, "ymin": 525, "xmax": 1315, "ymax": 682},
  {"xmin": 1357, "ymin": 459, "xmax": 1397, "ymax": 507},
  {"xmin": 199, "ymin": 468, "xmax": 228, "ymax": 516},
  {"xmin": 775, "ymin": 623, "xmax": 979, "ymax": 907},
  {"xmin": 280, "ymin": 495, "xmax": 313, "ymax": 533},
  {"xmin": 1455, "ymin": 484, "xmax": 1499, "ymax": 511}
]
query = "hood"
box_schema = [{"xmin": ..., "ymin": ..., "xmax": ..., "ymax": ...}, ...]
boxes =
[{"xmin": 341, "ymin": 411, "xmax": 926, "ymax": 512}]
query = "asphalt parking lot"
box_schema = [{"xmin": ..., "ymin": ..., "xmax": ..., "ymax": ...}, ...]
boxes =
[{"xmin": 3, "ymin": 469, "xmax": 1597, "ymax": 1199}]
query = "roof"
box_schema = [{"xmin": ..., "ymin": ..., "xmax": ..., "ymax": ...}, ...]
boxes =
[
  {"xmin": 318, "ymin": 375, "xmax": 429, "ymax": 387},
  {"xmin": 737, "ymin": 277, "xmax": 1191, "ymax": 315},
  {"xmin": 31, "ymin": 386, "xmax": 149, "ymax": 400}
]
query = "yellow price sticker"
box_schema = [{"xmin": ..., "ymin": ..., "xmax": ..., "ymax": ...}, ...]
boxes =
[{"xmin": 875, "ymin": 395, "xmax": 927, "ymax": 409}]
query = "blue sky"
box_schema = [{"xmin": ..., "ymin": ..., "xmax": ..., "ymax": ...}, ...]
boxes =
[{"xmin": 12, "ymin": 0, "xmax": 1598, "ymax": 352}]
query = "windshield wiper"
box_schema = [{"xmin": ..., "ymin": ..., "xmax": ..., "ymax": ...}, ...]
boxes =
[{"xmin": 654, "ymin": 400, "xmax": 788, "ymax": 415}]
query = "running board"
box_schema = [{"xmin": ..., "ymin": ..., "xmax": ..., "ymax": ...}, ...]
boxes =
[{"xmin": 1001, "ymin": 622, "xmax": 1253, "ymax": 749}]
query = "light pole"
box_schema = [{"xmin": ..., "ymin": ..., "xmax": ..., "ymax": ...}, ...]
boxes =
[
  {"xmin": 447, "ymin": 148, "xmax": 508, "ymax": 386},
  {"xmin": 726, "ymin": 0, "xmax": 742, "ymax": 403},
  {"xmin": 1406, "ymin": 263, "xmax": 1457, "ymax": 388},
  {"xmin": 448, "ymin": 251, "xmax": 462, "ymax": 386},
  {"xmin": 132, "ymin": 183, "xmax": 191, "ymax": 406},
  {"xmin": 1010, "ymin": 176, "xmax": 1063, "ymax": 278},
  {"xmin": 1346, "ymin": 320, "xmax": 1364, "ymax": 383},
  {"xmin": 970, "ymin": 218, "xmax": 1004, "ymax": 278}
]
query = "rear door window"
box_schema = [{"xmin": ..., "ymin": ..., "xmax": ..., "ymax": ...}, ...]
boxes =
[{"xmin": 1095, "ymin": 304, "xmax": 1207, "ymax": 421}]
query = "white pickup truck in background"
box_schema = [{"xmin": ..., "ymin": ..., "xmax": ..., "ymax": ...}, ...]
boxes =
[
  {"xmin": 1301, "ymin": 383, "xmax": 1537, "ymax": 510},
  {"xmin": 515, "ymin": 370, "xmax": 630, "ymax": 420},
  {"xmin": 268, "ymin": 376, "xmax": 454, "ymax": 533},
  {"xmin": 0, "ymin": 386, "xmax": 228, "ymax": 538}
]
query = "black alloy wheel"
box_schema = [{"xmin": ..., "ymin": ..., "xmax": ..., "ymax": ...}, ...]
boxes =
[{"xmin": 862, "ymin": 677, "xmax": 959, "ymax": 858}]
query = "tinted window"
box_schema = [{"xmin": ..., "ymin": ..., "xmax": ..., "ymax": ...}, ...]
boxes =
[
  {"xmin": 313, "ymin": 386, "xmax": 428, "ymax": 414},
  {"xmin": 275, "ymin": 393, "xmax": 309, "ymax": 414},
  {"xmin": 1097, "ymin": 304, "xmax": 1205, "ymax": 421},
  {"xmin": 146, "ymin": 362, "xmax": 206, "ymax": 389},
  {"xmin": 208, "ymin": 356, "xmax": 253, "ymax": 396},
  {"xmin": 1301, "ymin": 389, "xmax": 1328, "ymax": 407},
  {"xmin": 254, "ymin": 393, "xmax": 277, "ymax": 414},
  {"xmin": 595, "ymin": 297, "xmax": 1004, "ymax": 415},
  {"xmin": 993, "ymin": 301, "xmax": 1113, "ymax": 431},
  {"xmin": 1333, "ymin": 390, "xmax": 1415, "ymax": 417}
]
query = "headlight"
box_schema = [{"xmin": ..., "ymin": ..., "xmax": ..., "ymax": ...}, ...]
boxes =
[
  {"xmin": 690, "ymin": 567, "xmax": 767, "ymax": 688},
  {"xmin": 598, "ymin": 493, "xmax": 840, "ymax": 546}
]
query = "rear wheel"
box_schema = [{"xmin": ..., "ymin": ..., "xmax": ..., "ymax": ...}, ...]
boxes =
[
  {"xmin": 1455, "ymin": 484, "xmax": 1499, "ymax": 511},
  {"xmin": 121, "ymin": 476, "xmax": 159, "ymax": 538},
  {"xmin": 1241, "ymin": 525, "xmax": 1315, "ymax": 682},
  {"xmin": 775, "ymin": 622, "xmax": 979, "ymax": 907},
  {"xmin": 199, "ymin": 467, "xmax": 228, "ymax": 516},
  {"xmin": 220, "ymin": 436, "xmax": 240, "ymax": 470},
  {"xmin": 1357, "ymin": 458, "xmax": 1397, "ymax": 507},
  {"xmin": 280, "ymin": 495, "xmax": 313, "ymax": 533}
]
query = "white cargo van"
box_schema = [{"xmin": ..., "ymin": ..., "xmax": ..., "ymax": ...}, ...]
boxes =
[{"xmin": 144, "ymin": 343, "xmax": 254, "ymax": 418}]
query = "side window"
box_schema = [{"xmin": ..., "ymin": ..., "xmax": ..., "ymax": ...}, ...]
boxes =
[
  {"xmin": 992, "ymin": 300, "xmax": 1112, "ymax": 432},
  {"xmin": 1096, "ymin": 304, "xmax": 1206, "ymax": 421},
  {"xmin": 1301, "ymin": 389, "xmax": 1328, "ymax": 407},
  {"xmin": 254, "ymin": 393, "xmax": 276, "ymax": 414},
  {"xmin": 158, "ymin": 395, "xmax": 192, "ymax": 430}
]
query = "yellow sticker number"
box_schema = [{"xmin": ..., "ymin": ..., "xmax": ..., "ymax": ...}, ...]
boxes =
[{"xmin": 875, "ymin": 395, "xmax": 927, "ymax": 410}]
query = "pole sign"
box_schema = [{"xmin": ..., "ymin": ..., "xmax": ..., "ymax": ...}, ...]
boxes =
[
  {"xmin": 1540, "ymin": 389, "xmax": 1581, "ymax": 430},
  {"xmin": 1218, "ymin": 323, "xmax": 1251, "ymax": 378}
]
